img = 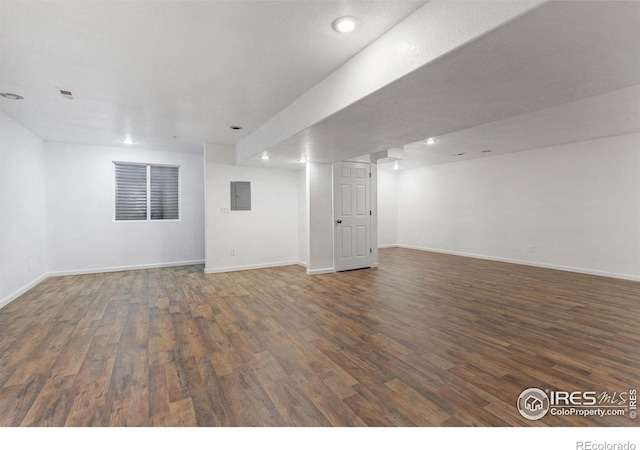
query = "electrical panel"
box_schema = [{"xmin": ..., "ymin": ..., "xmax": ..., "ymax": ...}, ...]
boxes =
[{"xmin": 230, "ymin": 181, "xmax": 251, "ymax": 211}]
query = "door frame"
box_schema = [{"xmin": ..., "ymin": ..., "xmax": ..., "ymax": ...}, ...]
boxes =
[{"xmin": 333, "ymin": 161, "xmax": 372, "ymax": 272}]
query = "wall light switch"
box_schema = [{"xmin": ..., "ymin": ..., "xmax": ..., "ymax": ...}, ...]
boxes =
[{"xmin": 220, "ymin": 207, "xmax": 230, "ymax": 214}]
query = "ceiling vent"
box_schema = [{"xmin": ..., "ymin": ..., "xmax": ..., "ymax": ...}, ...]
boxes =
[{"xmin": 59, "ymin": 89, "xmax": 74, "ymax": 100}]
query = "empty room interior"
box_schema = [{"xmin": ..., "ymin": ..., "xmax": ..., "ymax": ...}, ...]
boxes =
[{"xmin": 1, "ymin": 0, "xmax": 639, "ymax": 429}]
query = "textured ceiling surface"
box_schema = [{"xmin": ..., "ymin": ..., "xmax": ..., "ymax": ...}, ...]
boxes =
[
  {"xmin": 236, "ymin": 0, "xmax": 543, "ymax": 162},
  {"xmin": 378, "ymin": 85, "xmax": 640, "ymax": 171},
  {"xmin": 255, "ymin": 1, "xmax": 640, "ymax": 169},
  {"xmin": 1, "ymin": 1, "xmax": 638, "ymax": 168},
  {"xmin": 0, "ymin": 1, "xmax": 424, "ymax": 152}
]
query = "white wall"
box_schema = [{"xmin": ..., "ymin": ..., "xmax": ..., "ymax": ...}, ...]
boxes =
[
  {"xmin": 377, "ymin": 168, "xmax": 398, "ymax": 247},
  {"xmin": 306, "ymin": 161, "xmax": 379, "ymax": 274},
  {"xmin": 204, "ymin": 144, "xmax": 299, "ymax": 273},
  {"xmin": 0, "ymin": 111, "xmax": 47, "ymax": 307},
  {"xmin": 307, "ymin": 162, "xmax": 334, "ymax": 274},
  {"xmin": 45, "ymin": 142, "xmax": 205, "ymax": 274},
  {"xmin": 297, "ymin": 168, "xmax": 309, "ymax": 266},
  {"xmin": 370, "ymin": 164, "xmax": 379, "ymax": 267},
  {"xmin": 397, "ymin": 133, "xmax": 640, "ymax": 280}
]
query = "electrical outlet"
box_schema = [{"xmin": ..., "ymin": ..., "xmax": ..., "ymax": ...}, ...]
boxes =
[
  {"xmin": 528, "ymin": 245, "xmax": 535, "ymax": 254},
  {"xmin": 231, "ymin": 248, "xmax": 236, "ymax": 256},
  {"xmin": 220, "ymin": 207, "xmax": 230, "ymax": 214},
  {"xmin": 28, "ymin": 260, "xmax": 32, "ymax": 271}
]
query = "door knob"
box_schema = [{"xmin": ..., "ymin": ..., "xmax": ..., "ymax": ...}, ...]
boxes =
[{"xmin": 336, "ymin": 220, "xmax": 342, "ymax": 224}]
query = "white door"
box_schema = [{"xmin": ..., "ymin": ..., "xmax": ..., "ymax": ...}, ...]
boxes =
[{"xmin": 334, "ymin": 162, "xmax": 371, "ymax": 272}]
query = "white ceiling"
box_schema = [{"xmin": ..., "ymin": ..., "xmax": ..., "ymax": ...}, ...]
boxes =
[
  {"xmin": 0, "ymin": 0, "xmax": 424, "ymax": 152},
  {"xmin": 1, "ymin": 1, "xmax": 639, "ymax": 169},
  {"xmin": 249, "ymin": 1, "xmax": 640, "ymax": 169},
  {"xmin": 378, "ymin": 85, "xmax": 640, "ymax": 170}
]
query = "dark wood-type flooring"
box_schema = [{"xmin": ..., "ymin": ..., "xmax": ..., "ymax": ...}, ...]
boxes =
[{"xmin": 0, "ymin": 248, "xmax": 638, "ymax": 426}]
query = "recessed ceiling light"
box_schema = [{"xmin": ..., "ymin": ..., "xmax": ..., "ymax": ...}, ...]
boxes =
[
  {"xmin": 260, "ymin": 155, "xmax": 270, "ymax": 160},
  {"xmin": 393, "ymin": 161, "xmax": 399, "ymax": 170},
  {"xmin": 298, "ymin": 158, "xmax": 307, "ymax": 163},
  {"xmin": 425, "ymin": 137, "xmax": 437, "ymax": 145},
  {"xmin": 122, "ymin": 138, "xmax": 134, "ymax": 145},
  {"xmin": 454, "ymin": 153, "xmax": 464, "ymax": 156},
  {"xmin": 0, "ymin": 92, "xmax": 24, "ymax": 100},
  {"xmin": 230, "ymin": 125, "xmax": 243, "ymax": 130},
  {"xmin": 332, "ymin": 16, "xmax": 358, "ymax": 33},
  {"xmin": 481, "ymin": 149, "xmax": 492, "ymax": 153}
]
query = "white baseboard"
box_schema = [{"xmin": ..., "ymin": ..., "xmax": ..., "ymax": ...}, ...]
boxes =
[
  {"xmin": 204, "ymin": 260, "xmax": 299, "ymax": 274},
  {"xmin": 306, "ymin": 267, "xmax": 336, "ymax": 276},
  {"xmin": 397, "ymin": 244, "xmax": 640, "ymax": 282},
  {"xmin": 378, "ymin": 244, "xmax": 398, "ymax": 249},
  {"xmin": 48, "ymin": 260, "xmax": 205, "ymax": 278},
  {"xmin": 2, "ymin": 258, "xmax": 306, "ymax": 310},
  {"xmin": 0, "ymin": 273, "xmax": 48, "ymax": 310}
]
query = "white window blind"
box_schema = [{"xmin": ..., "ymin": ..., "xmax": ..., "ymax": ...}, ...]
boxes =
[
  {"xmin": 150, "ymin": 165, "xmax": 179, "ymax": 220},
  {"xmin": 115, "ymin": 163, "xmax": 148, "ymax": 221},
  {"xmin": 114, "ymin": 163, "xmax": 180, "ymax": 221}
]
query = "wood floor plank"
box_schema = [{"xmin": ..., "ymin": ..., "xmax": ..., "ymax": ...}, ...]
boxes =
[
  {"xmin": 297, "ymin": 376, "xmax": 368, "ymax": 427},
  {"xmin": 21, "ymin": 374, "xmax": 75, "ymax": 426},
  {"xmin": 0, "ymin": 249, "xmax": 638, "ymax": 426},
  {"xmin": 218, "ymin": 369, "xmax": 285, "ymax": 426},
  {"xmin": 257, "ymin": 374, "xmax": 332, "ymax": 426},
  {"xmin": 0, "ymin": 375, "xmax": 46, "ymax": 426},
  {"xmin": 167, "ymin": 397, "xmax": 197, "ymax": 427},
  {"xmin": 383, "ymin": 378, "xmax": 450, "ymax": 426},
  {"xmin": 194, "ymin": 357, "xmax": 234, "ymax": 426},
  {"xmin": 342, "ymin": 389, "xmax": 398, "ymax": 427},
  {"xmin": 64, "ymin": 381, "xmax": 108, "ymax": 426},
  {"xmin": 349, "ymin": 383, "xmax": 415, "ymax": 427}
]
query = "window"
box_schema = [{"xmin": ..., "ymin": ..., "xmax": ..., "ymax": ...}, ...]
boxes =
[
  {"xmin": 114, "ymin": 162, "xmax": 180, "ymax": 221},
  {"xmin": 150, "ymin": 165, "xmax": 180, "ymax": 220}
]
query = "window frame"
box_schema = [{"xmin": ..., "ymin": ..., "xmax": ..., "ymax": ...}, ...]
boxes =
[{"xmin": 113, "ymin": 161, "xmax": 182, "ymax": 223}]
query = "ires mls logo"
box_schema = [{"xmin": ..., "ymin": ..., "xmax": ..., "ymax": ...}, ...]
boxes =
[
  {"xmin": 549, "ymin": 390, "xmax": 598, "ymax": 406},
  {"xmin": 517, "ymin": 388, "xmax": 550, "ymax": 420},
  {"xmin": 517, "ymin": 387, "xmax": 638, "ymax": 421}
]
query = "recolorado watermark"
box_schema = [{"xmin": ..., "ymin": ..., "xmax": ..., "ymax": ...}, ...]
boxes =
[
  {"xmin": 517, "ymin": 387, "xmax": 637, "ymax": 421},
  {"xmin": 576, "ymin": 442, "xmax": 636, "ymax": 450}
]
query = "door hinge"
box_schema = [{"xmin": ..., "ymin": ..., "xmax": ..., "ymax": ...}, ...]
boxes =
[
  {"xmin": 370, "ymin": 210, "xmax": 372, "ymax": 216},
  {"xmin": 370, "ymin": 248, "xmax": 372, "ymax": 254},
  {"xmin": 369, "ymin": 172, "xmax": 371, "ymax": 178}
]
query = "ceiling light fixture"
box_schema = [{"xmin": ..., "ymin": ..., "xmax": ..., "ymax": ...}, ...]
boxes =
[
  {"xmin": 230, "ymin": 125, "xmax": 243, "ymax": 130},
  {"xmin": 260, "ymin": 155, "xmax": 270, "ymax": 160},
  {"xmin": 0, "ymin": 92, "xmax": 24, "ymax": 100},
  {"xmin": 425, "ymin": 137, "xmax": 437, "ymax": 145},
  {"xmin": 332, "ymin": 16, "xmax": 358, "ymax": 34},
  {"xmin": 122, "ymin": 138, "xmax": 134, "ymax": 145},
  {"xmin": 393, "ymin": 161, "xmax": 399, "ymax": 170},
  {"xmin": 298, "ymin": 158, "xmax": 307, "ymax": 163}
]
